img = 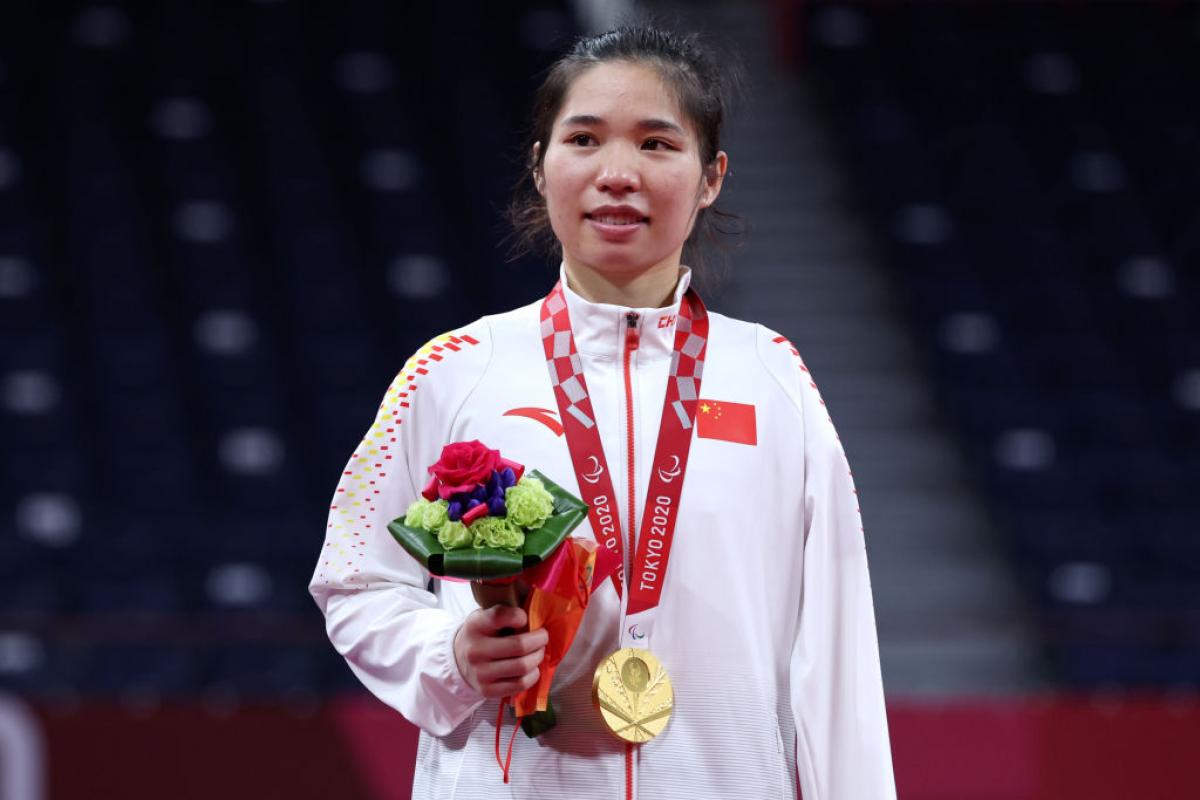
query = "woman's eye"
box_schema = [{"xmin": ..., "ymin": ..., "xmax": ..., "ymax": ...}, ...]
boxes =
[
  {"xmin": 570, "ymin": 134, "xmax": 595, "ymax": 146},
  {"xmin": 642, "ymin": 138, "xmax": 671, "ymax": 151}
]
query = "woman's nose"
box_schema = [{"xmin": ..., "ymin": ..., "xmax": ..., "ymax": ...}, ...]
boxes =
[{"xmin": 594, "ymin": 147, "xmax": 641, "ymax": 193}]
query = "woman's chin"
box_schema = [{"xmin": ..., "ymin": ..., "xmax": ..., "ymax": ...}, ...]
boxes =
[{"xmin": 571, "ymin": 247, "xmax": 673, "ymax": 277}]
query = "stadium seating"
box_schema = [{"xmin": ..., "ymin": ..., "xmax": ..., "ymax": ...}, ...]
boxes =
[
  {"xmin": 0, "ymin": 1, "xmax": 577, "ymax": 698},
  {"xmin": 805, "ymin": 1, "xmax": 1199, "ymax": 686}
]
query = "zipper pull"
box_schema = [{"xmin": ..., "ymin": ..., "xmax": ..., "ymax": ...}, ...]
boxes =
[{"xmin": 625, "ymin": 312, "xmax": 640, "ymax": 351}]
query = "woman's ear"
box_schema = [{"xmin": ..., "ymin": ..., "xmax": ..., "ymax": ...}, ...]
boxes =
[
  {"xmin": 531, "ymin": 142, "xmax": 545, "ymax": 195},
  {"xmin": 699, "ymin": 151, "xmax": 728, "ymax": 209}
]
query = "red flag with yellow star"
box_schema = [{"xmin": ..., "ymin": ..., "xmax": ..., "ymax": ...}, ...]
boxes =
[{"xmin": 696, "ymin": 399, "xmax": 757, "ymax": 445}]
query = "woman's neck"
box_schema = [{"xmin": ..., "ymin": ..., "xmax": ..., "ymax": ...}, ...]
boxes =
[{"xmin": 563, "ymin": 257, "xmax": 682, "ymax": 309}]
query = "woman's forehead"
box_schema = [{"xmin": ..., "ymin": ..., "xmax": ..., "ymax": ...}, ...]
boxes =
[{"xmin": 555, "ymin": 61, "xmax": 689, "ymax": 132}]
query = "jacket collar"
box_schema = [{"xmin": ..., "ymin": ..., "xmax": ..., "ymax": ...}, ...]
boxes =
[{"xmin": 557, "ymin": 263, "xmax": 692, "ymax": 361}]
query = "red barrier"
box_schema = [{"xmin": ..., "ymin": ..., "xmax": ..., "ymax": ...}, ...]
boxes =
[
  {"xmin": 10, "ymin": 693, "xmax": 1200, "ymax": 799},
  {"xmin": 888, "ymin": 693, "xmax": 1200, "ymax": 800}
]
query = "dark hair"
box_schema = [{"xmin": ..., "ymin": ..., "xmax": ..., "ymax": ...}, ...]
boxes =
[{"xmin": 504, "ymin": 25, "xmax": 744, "ymax": 285}]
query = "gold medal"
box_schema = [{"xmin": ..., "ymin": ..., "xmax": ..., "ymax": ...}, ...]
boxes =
[{"xmin": 591, "ymin": 647, "xmax": 674, "ymax": 743}]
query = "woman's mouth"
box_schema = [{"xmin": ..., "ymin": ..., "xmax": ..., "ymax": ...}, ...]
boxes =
[
  {"xmin": 585, "ymin": 212, "xmax": 648, "ymax": 226},
  {"xmin": 585, "ymin": 212, "xmax": 648, "ymax": 241}
]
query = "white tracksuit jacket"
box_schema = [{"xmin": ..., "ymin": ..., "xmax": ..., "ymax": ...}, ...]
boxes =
[{"xmin": 309, "ymin": 266, "xmax": 897, "ymax": 799}]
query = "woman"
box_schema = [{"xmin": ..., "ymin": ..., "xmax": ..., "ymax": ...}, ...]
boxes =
[{"xmin": 310, "ymin": 26, "xmax": 896, "ymax": 800}]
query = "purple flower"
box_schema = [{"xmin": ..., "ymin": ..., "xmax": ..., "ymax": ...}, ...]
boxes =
[
  {"xmin": 499, "ymin": 467, "xmax": 516, "ymax": 489},
  {"xmin": 447, "ymin": 500, "xmax": 463, "ymax": 521},
  {"xmin": 488, "ymin": 496, "xmax": 507, "ymax": 517}
]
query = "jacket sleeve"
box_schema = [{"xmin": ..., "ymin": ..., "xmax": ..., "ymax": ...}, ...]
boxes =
[
  {"xmin": 759, "ymin": 326, "xmax": 896, "ymax": 799},
  {"xmin": 308, "ymin": 328, "xmax": 491, "ymax": 736}
]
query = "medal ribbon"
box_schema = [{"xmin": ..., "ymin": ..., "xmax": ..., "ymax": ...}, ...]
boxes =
[{"xmin": 540, "ymin": 280, "xmax": 708, "ymax": 645}]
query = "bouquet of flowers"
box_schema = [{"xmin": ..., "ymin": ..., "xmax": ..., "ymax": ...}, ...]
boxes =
[{"xmin": 388, "ymin": 440, "xmax": 596, "ymax": 739}]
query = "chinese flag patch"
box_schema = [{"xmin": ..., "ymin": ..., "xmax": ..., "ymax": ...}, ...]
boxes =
[{"xmin": 696, "ymin": 399, "xmax": 757, "ymax": 445}]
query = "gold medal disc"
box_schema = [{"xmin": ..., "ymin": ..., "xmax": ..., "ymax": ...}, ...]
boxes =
[{"xmin": 592, "ymin": 647, "xmax": 674, "ymax": 743}]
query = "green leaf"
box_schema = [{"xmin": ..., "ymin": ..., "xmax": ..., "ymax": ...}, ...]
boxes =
[
  {"xmin": 521, "ymin": 470, "xmax": 588, "ymax": 570},
  {"xmin": 520, "ymin": 700, "xmax": 558, "ymax": 738},
  {"xmin": 441, "ymin": 547, "xmax": 523, "ymax": 578},
  {"xmin": 386, "ymin": 520, "xmax": 446, "ymax": 573}
]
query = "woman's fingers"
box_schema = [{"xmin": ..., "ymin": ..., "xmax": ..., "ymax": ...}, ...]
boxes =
[
  {"xmin": 484, "ymin": 669, "xmax": 543, "ymax": 698},
  {"xmin": 471, "ymin": 627, "xmax": 549, "ymax": 662},
  {"xmin": 453, "ymin": 606, "xmax": 551, "ymax": 697},
  {"xmin": 475, "ymin": 647, "xmax": 546, "ymax": 684}
]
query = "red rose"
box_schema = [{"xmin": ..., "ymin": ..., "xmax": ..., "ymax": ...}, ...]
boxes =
[{"xmin": 428, "ymin": 440, "xmax": 501, "ymax": 500}]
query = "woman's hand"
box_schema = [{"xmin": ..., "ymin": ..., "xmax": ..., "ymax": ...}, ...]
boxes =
[{"xmin": 453, "ymin": 605, "xmax": 549, "ymax": 698}]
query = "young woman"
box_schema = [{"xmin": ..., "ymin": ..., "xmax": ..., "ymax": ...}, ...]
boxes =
[{"xmin": 310, "ymin": 26, "xmax": 896, "ymax": 800}]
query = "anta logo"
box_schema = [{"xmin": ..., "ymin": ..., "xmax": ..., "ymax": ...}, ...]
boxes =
[
  {"xmin": 657, "ymin": 454, "xmax": 682, "ymax": 483},
  {"xmin": 658, "ymin": 315, "xmax": 676, "ymax": 329},
  {"xmin": 503, "ymin": 407, "xmax": 563, "ymax": 436}
]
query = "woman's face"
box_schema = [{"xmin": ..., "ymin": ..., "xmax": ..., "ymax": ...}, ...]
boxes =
[{"xmin": 538, "ymin": 61, "xmax": 726, "ymax": 282}]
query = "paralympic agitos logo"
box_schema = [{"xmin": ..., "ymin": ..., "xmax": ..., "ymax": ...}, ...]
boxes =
[
  {"xmin": 581, "ymin": 455, "xmax": 604, "ymax": 484},
  {"xmin": 657, "ymin": 455, "xmax": 681, "ymax": 483}
]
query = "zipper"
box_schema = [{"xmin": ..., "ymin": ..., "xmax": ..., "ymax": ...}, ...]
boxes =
[
  {"xmin": 622, "ymin": 311, "xmax": 640, "ymax": 565},
  {"xmin": 625, "ymin": 742, "xmax": 635, "ymax": 800},
  {"xmin": 622, "ymin": 310, "xmax": 639, "ymax": 800}
]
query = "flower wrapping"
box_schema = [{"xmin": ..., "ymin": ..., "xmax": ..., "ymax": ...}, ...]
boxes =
[{"xmin": 513, "ymin": 537, "xmax": 596, "ymax": 720}]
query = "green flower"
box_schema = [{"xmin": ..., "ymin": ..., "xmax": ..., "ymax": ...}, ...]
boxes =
[
  {"xmin": 404, "ymin": 498, "xmax": 450, "ymax": 531},
  {"xmin": 420, "ymin": 500, "xmax": 449, "ymax": 531},
  {"xmin": 404, "ymin": 498, "xmax": 434, "ymax": 528},
  {"xmin": 469, "ymin": 515, "xmax": 526, "ymax": 552},
  {"xmin": 505, "ymin": 477, "xmax": 554, "ymax": 529},
  {"xmin": 437, "ymin": 520, "xmax": 473, "ymax": 550}
]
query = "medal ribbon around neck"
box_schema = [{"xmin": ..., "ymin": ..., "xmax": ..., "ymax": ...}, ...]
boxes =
[{"xmin": 540, "ymin": 280, "xmax": 708, "ymax": 646}]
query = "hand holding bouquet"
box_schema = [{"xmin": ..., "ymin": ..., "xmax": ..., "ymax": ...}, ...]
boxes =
[{"xmin": 388, "ymin": 441, "xmax": 596, "ymax": 744}]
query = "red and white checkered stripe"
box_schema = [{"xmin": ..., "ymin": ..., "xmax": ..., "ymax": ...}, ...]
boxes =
[
  {"xmin": 539, "ymin": 280, "xmax": 709, "ymax": 610},
  {"xmin": 541, "ymin": 288, "xmax": 598, "ymax": 430}
]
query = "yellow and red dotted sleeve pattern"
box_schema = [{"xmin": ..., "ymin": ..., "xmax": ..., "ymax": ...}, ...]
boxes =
[
  {"xmin": 317, "ymin": 332, "xmax": 482, "ymax": 587},
  {"xmin": 768, "ymin": 332, "xmax": 863, "ymax": 537},
  {"xmin": 770, "ymin": 334, "xmax": 836, "ymax": 432}
]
